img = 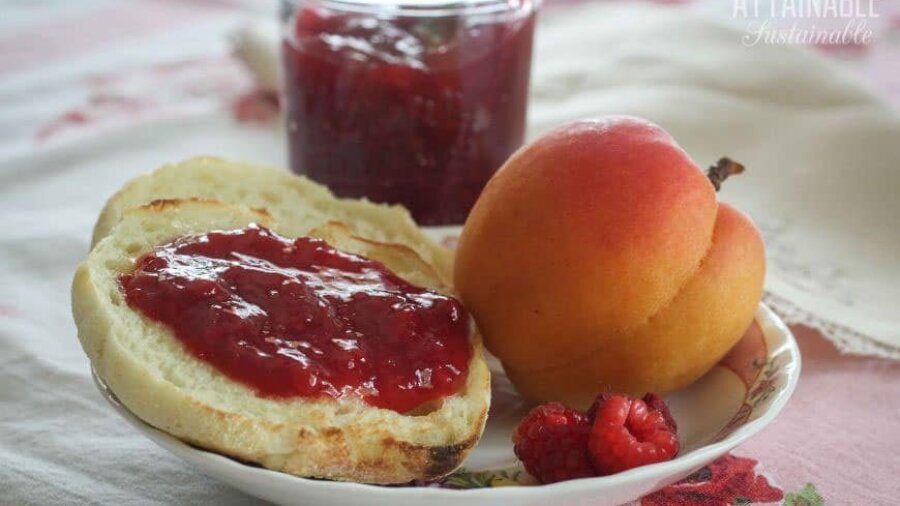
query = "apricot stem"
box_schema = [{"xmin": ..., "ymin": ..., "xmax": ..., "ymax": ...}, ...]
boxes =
[{"xmin": 707, "ymin": 157, "xmax": 745, "ymax": 191}]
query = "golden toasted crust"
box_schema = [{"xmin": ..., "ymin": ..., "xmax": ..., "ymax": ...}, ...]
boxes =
[
  {"xmin": 90, "ymin": 156, "xmax": 453, "ymax": 285},
  {"xmin": 73, "ymin": 198, "xmax": 490, "ymax": 484}
]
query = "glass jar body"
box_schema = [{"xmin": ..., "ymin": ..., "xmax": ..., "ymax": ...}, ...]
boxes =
[{"xmin": 281, "ymin": 0, "xmax": 538, "ymax": 225}]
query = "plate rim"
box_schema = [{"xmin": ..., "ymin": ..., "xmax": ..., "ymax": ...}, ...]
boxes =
[{"xmin": 92, "ymin": 302, "xmax": 801, "ymax": 499}]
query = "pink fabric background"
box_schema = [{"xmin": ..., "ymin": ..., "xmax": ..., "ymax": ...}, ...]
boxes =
[{"xmin": 734, "ymin": 325, "xmax": 900, "ymax": 504}]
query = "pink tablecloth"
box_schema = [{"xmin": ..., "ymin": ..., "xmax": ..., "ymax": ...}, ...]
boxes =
[
  {"xmin": 1, "ymin": 1, "xmax": 897, "ymax": 505},
  {"xmin": 640, "ymin": 325, "xmax": 900, "ymax": 505}
]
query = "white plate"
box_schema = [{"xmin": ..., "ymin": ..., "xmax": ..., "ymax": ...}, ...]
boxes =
[{"xmin": 93, "ymin": 303, "xmax": 800, "ymax": 506}]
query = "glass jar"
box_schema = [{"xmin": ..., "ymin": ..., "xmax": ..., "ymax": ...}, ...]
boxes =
[{"xmin": 281, "ymin": 0, "xmax": 538, "ymax": 225}]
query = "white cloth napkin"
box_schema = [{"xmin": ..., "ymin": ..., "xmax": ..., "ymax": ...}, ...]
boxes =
[{"xmin": 2, "ymin": 3, "xmax": 898, "ymax": 505}]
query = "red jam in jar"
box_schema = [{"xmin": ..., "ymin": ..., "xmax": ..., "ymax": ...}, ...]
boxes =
[
  {"xmin": 281, "ymin": 0, "xmax": 538, "ymax": 225},
  {"xmin": 119, "ymin": 225, "xmax": 471, "ymax": 413}
]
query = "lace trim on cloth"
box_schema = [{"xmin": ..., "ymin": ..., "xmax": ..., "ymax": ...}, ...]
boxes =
[{"xmin": 763, "ymin": 291, "xmax": 900, "ymax": 360}]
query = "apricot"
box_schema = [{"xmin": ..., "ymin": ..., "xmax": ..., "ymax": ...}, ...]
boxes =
[{"xmin": 454, "ymin": 116, "xmax": 765, "ymax": 409}]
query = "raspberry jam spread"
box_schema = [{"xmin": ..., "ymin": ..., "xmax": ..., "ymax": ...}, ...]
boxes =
[
  {"xmin": 119, "ymin": 225, "xmax": 471, "ymax": 413},
  {"xmin": 282, "ymin": 2, "xmax": 536, "ymax": 225}
]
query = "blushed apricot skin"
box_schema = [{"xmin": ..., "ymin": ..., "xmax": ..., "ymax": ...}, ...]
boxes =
[
  {"xmin": 504, "ymin": 204, "xmax": 765, "ymax": 408},
  {"xmin": 454, "ymin": 117, "xmax": 765, "ymax": 408}
]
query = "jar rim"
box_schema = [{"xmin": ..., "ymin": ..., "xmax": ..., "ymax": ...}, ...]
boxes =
[{"xmin": 287, "ymin": 0, "xmax": 538, "ymax": 18}]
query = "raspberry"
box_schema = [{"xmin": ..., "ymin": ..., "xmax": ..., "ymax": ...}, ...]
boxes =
[
  {"xmin": 512, "ymin": 403, "xmax": 595, "ymax": 483},
  {"xmin": 585, "ymin": 391, "xmax": 615, "ymax": 421},
  {"xmin": 587, "ymin": 392, "xmax": 677, "ymax": 433},
  {"xmin": 588, "ymin": 395, "xmax": 679, "ymax": 475},
  {"xmin": 642, "ymin": 392, "xmax": 678, "ymax": 433}
]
